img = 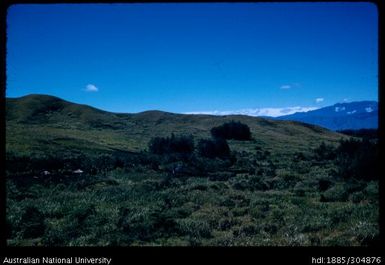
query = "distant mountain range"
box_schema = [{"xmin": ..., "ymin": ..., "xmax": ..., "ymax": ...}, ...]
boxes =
[{"xmin": 274, "ymin": 101, "xmax": 378, "ymax": 131}]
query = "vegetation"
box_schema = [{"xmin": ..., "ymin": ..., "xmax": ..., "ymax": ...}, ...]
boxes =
[
  {"xmin": 148, "ymin": 134, "xmax": 194, "ymax": 155},
  {"xmin": 5, "ymin": 95, "xmax": 379, "ymax": 246},
  {"xmin": 211, "ymin": 121, "xmax": 252, "ymax": 140},
  {"xmin": 337, "ymin": 128, "xmax": 378, "ymax": 141},
  {"xmin": 197, "ymin": 138, "xmax": 230, "ymax": 158},
  {"xmin": 335, "ymin": 139, "xmax": 378, "ymax": 181}
]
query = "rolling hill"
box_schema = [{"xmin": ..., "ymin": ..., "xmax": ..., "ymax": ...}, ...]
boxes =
[
  {"xmin": 6, "ymin": 94, "xmax": 347, "ymax": 158},
  {"xmin": 274, "ymin": 101, "xmax": 378, "ymax": 131},
  {"xmin": 6, "ymin": 94, "xmax": 379, "ymax": 247}
]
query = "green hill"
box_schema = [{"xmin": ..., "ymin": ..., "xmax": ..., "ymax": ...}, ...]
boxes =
[
  {"xmin": 6, "ymin": 94, "xmax": 346, "ymax": 157},
  {"xmin": 6, "ymin": 94, "xmax": 378, "ymax": 247}
]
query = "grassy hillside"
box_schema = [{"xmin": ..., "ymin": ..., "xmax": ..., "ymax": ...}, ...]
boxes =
[
  {"xmin": 6, "ymin": 94, "xmax": 378, "ymax": 247},
  {"xmin": 6, "ymin": 94, "xmax": 346, "ymax": 157}
]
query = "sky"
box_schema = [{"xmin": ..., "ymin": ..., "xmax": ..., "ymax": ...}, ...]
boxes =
[{"xmin": 6, "ymin": 3, "xmax": 378, "ymax": 117}]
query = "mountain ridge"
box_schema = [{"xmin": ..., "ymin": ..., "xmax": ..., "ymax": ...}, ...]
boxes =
[{"xmin": 274, "ymin": 101, "xmax": 378, "ymax": 131}]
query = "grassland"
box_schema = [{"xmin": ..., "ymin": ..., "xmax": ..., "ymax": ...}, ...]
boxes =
[{"xmin": 5, "ymin": 94, "xmax": 379, "ymax": 246}]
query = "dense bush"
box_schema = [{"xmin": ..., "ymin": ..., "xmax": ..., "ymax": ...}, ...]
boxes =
[
  {"xmin": 313, "ymin": 139, "xmax": 378, "ymax": 181},
  {"xmin": 335, "ymin": 139, "xmax": 378, "ymax": 181},
  {"xmin": 211, "ymin": 121, "xmax": 251, "ymax": 140},
  {"xmin": 197, "ymin": 138, "xmax": 230, "ymax": 158},
  {"xmin": 318, "ymin": 178, "xmax": 333, "ymax": 192},
  {"xmin": 336, "ymin": 139, "xmax": 363, "ymax": 155},
  {"xmin": 337, "ymin": 129, "xmax": 378, "ymax": 140},
  {"xmin": 148, "ymin": 134, "xmax": 194, "ymax": 155}
]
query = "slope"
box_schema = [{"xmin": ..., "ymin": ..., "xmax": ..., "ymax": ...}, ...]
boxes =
[{"xmin": 6, "ymin": 94, "xmax": 348, "ymax": 158}]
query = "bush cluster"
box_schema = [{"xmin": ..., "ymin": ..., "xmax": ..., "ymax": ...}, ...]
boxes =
[
  {"xmin": 211, "ymin": 121, "xmax": 251, "ymax": 140},
  {"xmin": 335, "ymin": 139, "xmax": 378, "ymax": 181},
  {"xmin": 148, "ymin": 131, "xmax": 233, "ymax": 160},
  {"xmin": 148, "ymin": 134, "xmax": 194, "ymax": 155},
  {"xmin": 313, "ymin": 139, "xmax": 378, "ymax": 181},
  {"xmin": 337, "ymin": 129, "xmax": 378, "ymax": 141},
  {"xmin": 197, "ymin": 138, "xmax": 230, "ymax": 158}
]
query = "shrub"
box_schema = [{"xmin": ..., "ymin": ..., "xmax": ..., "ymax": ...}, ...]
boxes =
[
  {"xmin": 93, "ymin": 155, "xmax": 115, "ymax": 174},
  {"xmin": 188, "ymin": 154, "xmax": 233, "ymax": 174},
  {"xmin": 314, "ymin": 142, "xmax": 336, "ymax": 160},
  {"xmin": 318, "ymin": 178, "xmax": 333, "ymax": 192},
  {"xmin": 20, "ymin": 206, "xmax": 46, "ymax": 238},
  {"xmin": 293, "ymin": 182, "xmax": 306, "ymax": 196},
  {"xmin": 364, "ymin": 181, "xmax": 378, "ymax": 203},
  {"xmin": 148, "ymin": 134, "xmax": 194, "ymax": 155},
  {"xmin": 197, "ymin": 138, "xmax": 230, "ymax": 158},
  {"xmin": 335, "ymin": 139, "xmax": 378, "ymax": 181},
  {"xmin": 231, "ymin": 179, "xmax": 249, "ymax": 191},
  {"xmin": 293, "ymin": 152, "xmax": 307, "ymax": 161},
  {"xmin": 337, "ymin": 129, "xmax": 378, "ymax": 141},
  {"xmin": 350, "ymin": 192, "xmax": 365, "ymax": 204},
  {"xmin": 263, "ymin": 223, "xmax": 278, "ymax": 234},
  {"xmin": 320, "ymin": 184, "xmax": 348, "ymax": 202},
  {"xmin": 211, "ymin": 121, "xmax": 251, "ymax": 140},
  {"xmin": 70, "ymin": 204, "xmax": 96, "ymax": 225}
]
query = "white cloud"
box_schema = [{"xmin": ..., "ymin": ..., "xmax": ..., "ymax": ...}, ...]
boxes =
[
  {"xmin": 347, "ymin": 110, "xmax": 357, "ymax": 115},
  {"xmin": 184, "ymin": 106, "xmax": 318, "ymax": 117},
  {"xmin": 365, "ymin": 107, "xmax": 373, "ymax": 113},
  {"xmin": 315, "ymin": 97, "xmax": 324, "ymax": 103},
  {"xmin": 280, "ymin": 85, "xmax": 291, "ymax": 90},
  {"xmin": 85, "ymin": 84, "xmax": 98, "ymax": 92},
  {"xmin": 280, "ymin": 83, "xmax": 301, "ymax": 90}
]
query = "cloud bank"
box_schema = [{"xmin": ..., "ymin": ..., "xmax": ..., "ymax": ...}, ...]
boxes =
[{"xmin": 184, "ymin": 106, "xmax": 318, "ymax": 117}]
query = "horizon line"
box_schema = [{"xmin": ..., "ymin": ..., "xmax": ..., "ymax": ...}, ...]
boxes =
[{"xmin": 6, "ymin": 93, "xmax": 378, "ymax": 118}]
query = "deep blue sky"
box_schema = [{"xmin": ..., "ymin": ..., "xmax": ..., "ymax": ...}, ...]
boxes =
[{"xmin": 6, "ymin": 3, "xmax": 378, "ymax": 116}]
